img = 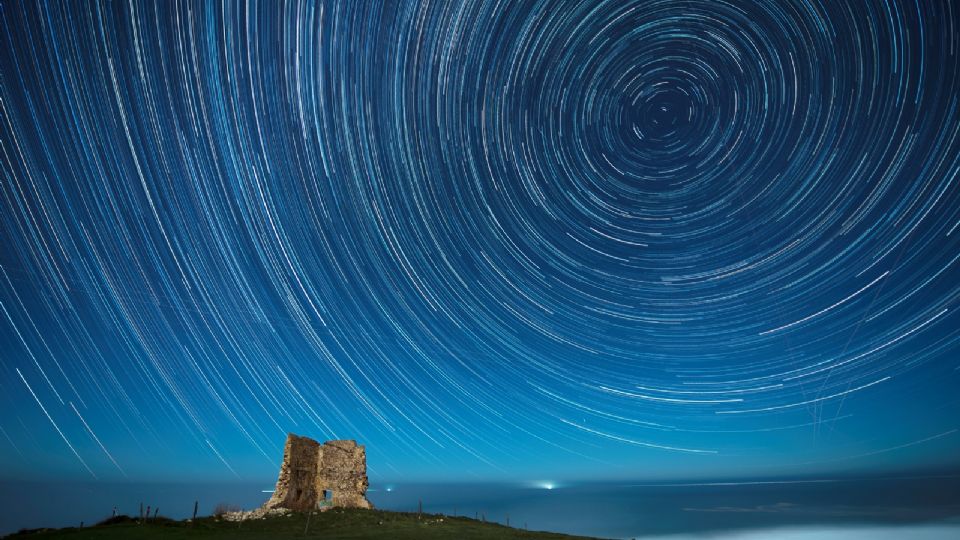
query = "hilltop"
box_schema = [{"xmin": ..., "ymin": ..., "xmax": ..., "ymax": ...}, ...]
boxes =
[{"xmin": 3, "ymin": 507, "xmax": 602, "ymax": 540}]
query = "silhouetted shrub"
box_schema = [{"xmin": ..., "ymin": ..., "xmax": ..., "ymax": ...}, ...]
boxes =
[
  {"xmin": 95, "ymin": 515, "xmax": 136, "ymax": 526},
  {"xmin": 213, "ymin": 503, "xmax": 241, "ymax": 516}
]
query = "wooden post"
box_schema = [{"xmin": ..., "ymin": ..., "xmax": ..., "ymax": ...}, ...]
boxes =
[
  {"xmin": 139, "ymin": 502, "xmax": 143, "ymax": 524},
  {"xmin": 192, "ymin": 500, "xmax": 198, "ymax": 523},
  {"xmin": 418, "ymin": 499, "xmax": 422, "ymax": 519},
  {"xmin": 506, "ymin": 514, "xmax": 510, "ymax": 527}
]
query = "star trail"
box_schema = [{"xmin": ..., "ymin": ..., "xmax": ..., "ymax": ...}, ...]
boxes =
[{"xmin": 1, "ymin": 0, "xmax": 959, "ymax": 485}]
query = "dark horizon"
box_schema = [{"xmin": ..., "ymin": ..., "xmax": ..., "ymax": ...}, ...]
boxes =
[
  {"xmin": 3, "ymin": 471, "xmax": 960, "ymax": 537},
  {"xmin": 4, "ymin": 457, "xmax": 960, "ymax": 486}
]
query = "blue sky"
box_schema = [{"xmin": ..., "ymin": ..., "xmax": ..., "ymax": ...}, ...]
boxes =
[{"xmin": 1, "ymin": 0, "xmax": 959, "ymax": 485}]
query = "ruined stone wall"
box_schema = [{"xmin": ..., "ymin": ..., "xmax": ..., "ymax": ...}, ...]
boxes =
[
  {"xmin": 264, "ymin": 434, "xmax": 321, "ymax": 511},
  {"xmin": 264, "ymin": 433, "xmax": 372, "ymax": 511},
  {"xmin": 316, "ymin": 439, "xmax": 372, "ymax": 509}
]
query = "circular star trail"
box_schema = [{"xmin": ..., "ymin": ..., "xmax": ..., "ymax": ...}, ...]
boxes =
[{"xmin": 1, "ymin": 0, "xmax": 959, "ymax": 481}]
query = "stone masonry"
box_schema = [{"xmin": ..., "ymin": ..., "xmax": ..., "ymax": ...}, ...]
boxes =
[{"xmin": 263, "ymin": 433, "xmax": 372, "ymax": 511}]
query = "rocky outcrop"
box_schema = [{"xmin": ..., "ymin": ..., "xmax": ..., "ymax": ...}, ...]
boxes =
[{"xmin": 263, "ymin": 433, "xmax": 372, "ymax": 511}]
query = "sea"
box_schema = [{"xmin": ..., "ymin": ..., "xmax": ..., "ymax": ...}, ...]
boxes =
[{"xmin": 1, "ymin": 474, "xmax": 958, "ymax": 538}]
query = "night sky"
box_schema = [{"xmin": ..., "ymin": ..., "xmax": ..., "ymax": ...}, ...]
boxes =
[{"xmin": 1, "ymin": 0, "xmax": 959, "ymax": 487}]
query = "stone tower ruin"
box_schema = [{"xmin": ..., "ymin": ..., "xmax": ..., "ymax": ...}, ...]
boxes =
[{"xmin": 263, "ymin": 433, "xmax": 372, "ymax": 511}]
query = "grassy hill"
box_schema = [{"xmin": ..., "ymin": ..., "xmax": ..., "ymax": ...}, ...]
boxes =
[{"xmin": 4, "ymin": 508, "xmax": 602, "ymax": 539}]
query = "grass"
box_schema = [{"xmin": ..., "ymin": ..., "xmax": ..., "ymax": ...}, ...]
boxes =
[{"xmin": 4, "ymin": 508, "xmax": 602, "ymax": 539}]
